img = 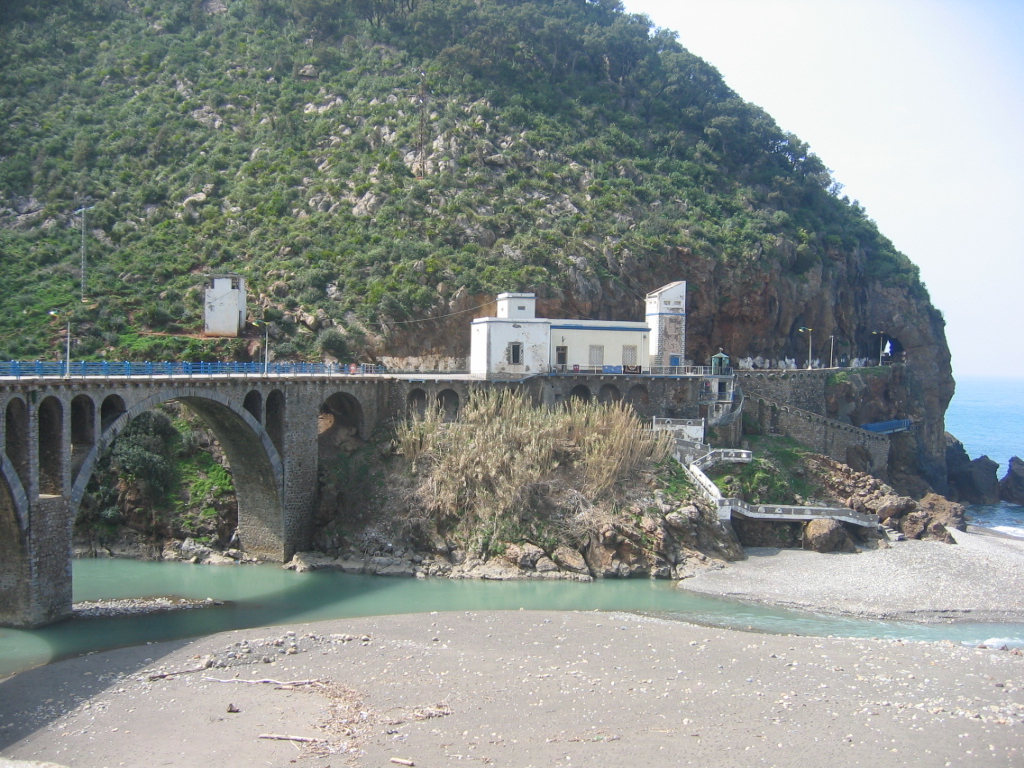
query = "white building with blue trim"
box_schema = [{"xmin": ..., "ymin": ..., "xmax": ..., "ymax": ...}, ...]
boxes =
[{"xmin": 470, "ymin": 282, "xmax": 687, "ymax": 378}]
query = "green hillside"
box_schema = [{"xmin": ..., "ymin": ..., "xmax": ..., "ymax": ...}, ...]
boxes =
[{"xmin": 0, "ymin": 0, "xmax": 924, "ymax": 362}]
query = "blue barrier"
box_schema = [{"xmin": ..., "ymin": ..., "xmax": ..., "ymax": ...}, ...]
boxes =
[{"xmin": 0, "ymin": 361, "xmax": 387, "ymax": 379}]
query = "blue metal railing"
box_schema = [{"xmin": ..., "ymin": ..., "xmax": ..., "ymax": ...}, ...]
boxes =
[
  {"xmin": 0, "ymin": 360, "xmax": 387, "ymax": 379},
  {"xmin": 861, "ymin": 419, "xmax": 912, "ymax": 434}
]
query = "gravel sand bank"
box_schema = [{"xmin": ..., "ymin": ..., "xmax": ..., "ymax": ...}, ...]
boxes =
[
  {"xmin": 680, "ymin": 528, "xmax": 1024, "ymax": 622},
  {"xmin": 1, "ymin": 610, "xmax": 1022, "ymax": 767}
]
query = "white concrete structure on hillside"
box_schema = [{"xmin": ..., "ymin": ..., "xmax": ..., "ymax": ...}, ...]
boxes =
[
  {"xmin": 203, "ymin": 274, "xmax": 246, "ymax": 337},
  {"xmin": 471, "ymin": 286, "xmax": 689, "ymax": 378}
]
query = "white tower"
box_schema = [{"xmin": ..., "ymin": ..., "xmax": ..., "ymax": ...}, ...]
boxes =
[
  {"xmin": 204, "ymin": 274, "xmax": 247, "ymax": 337},
  {"xmin": 645, "ymin": 281, "xmax": 687, "ymax": 367}
]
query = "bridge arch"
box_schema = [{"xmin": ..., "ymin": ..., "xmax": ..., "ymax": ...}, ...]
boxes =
[{"xmin": 69, "ymin": 388, "xmax": 287, "ymax": 561}]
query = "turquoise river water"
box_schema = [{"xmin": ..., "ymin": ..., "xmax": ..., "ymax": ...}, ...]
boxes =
[{"xmin": 2, "ymin": 558, "xmax": 1023, "ymax": 679}]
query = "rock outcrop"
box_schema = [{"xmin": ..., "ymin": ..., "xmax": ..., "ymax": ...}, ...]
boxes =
[
  {"xmin": 1000, "ymin": 456, "xmax": 1024, "ymax": 504},
  {"xmin": 945, "ymin": 433, "xmax": 1001, "ymax": 504}
]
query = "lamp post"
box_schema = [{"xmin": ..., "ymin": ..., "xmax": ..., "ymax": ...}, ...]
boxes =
[
  {"xmin": 75, "ymin": 204, "xmax": 95, "ymax": 303},
  {"xmin": 872, "ymin": 330, "xmax": 885, "ymax": 367},
  {"xmin": 253, "ymin": 320, "xmax": 270, "ymax": 374},
  {"xmin": 829, "ymin": 334, "xmax": 835, "ymax": 369},
  {"xmin": 49, "ymin": 310, "xmax": 71, "ymax": 378},
  {"xmin": 798, "ymin": 326, "xmax": 813, "ymax": 369}
]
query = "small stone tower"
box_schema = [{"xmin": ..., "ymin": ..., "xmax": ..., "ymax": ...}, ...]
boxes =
[{"xmin": 645, "ymin": 281, "xmax": 687, "ymax": 367}]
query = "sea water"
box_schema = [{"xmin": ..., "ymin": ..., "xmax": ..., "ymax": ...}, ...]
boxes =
[{"xmin": 945, "ymin": 376, "xmax": 1024, "ymax": 537}]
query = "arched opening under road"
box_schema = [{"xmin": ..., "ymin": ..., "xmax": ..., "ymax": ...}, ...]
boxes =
[
  {"xmin": 5, "ymin": 397, "xmax": 29, "ymax": 492},
  {"xmin": 243, "ymin": 390, "xmax": 262, "ymax": 423},
  {"xmin": 320, "ymin": 392, "xmax": 365, "ymax": 450},
  {"xmin": 598, "ymin": 384, "xmax": 621, "ymax": 403},
  {"xmin": 569, "ymin": 385, "xmax": 592, "ymax": 403},
  {"xmin": 100, "ymin": 395, "xmax": 126, "ymax": 432},
  {"xmin": 70, "ymin": 394, "xmax": 95, "ymax": 482},
  {"xmin": 265, "ymin": 390, "xmax": 285, "ymax": 455},
  {"xmin": 37, "ymin": 397, "xmax": 63, "ymax": 496},
  {"xmin": 625, "ymin": 384, "xmax": 649, "ymax": 405},
  {"xmin": 407, "ymin": 388, "xmax": 427, "ymax": 419},
  {"xmin": 438, "ymin": 389, "xmax": 460, "ymax": 422}
]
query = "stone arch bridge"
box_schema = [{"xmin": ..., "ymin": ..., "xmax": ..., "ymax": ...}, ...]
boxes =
[{"xmin": 0, "ymin": 370, "xmax": 726, "ymax": 627}]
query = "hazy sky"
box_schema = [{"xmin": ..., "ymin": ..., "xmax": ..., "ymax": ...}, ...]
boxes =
[{"xmin": 622, "ymin": 0, "xmax": 1024, "ymax": 380}]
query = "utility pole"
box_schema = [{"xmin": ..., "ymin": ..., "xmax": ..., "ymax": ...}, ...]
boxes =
[{"xmin": 75, "ymin": 204, "xmax": 95, "ymax": 303}]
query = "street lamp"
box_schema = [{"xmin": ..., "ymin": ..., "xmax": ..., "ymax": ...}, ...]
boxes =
[
  {"xmin": 252, "ymin": 320, "xmax": 270, "ymax": 374},
  {"xmin": 798, "ymin": 327, "xmax": 813, "ymax": 369},
  {"xmin": 829, "ymin": 334, "xmax": 835, "ymax": 369},
  {"xmin": 872, "ymin": 330, "xmax": 885, "ymax": 367},
  {"xmin": 75, "ymin": 204, "xmax": 95, "ymax": 303},
  {"xmin": 49, "ymin": 309, "xmax": 71, "ymax": 378}
]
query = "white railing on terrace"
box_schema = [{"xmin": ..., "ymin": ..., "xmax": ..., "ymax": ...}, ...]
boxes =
[{"xmin": 549, "ymin": 364, "xmax": 729, "ymax": 377}]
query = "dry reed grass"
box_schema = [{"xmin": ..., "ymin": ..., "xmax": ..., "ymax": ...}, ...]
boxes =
[{"xmin": 395, "ymin": 390, "xmax": 671, "ymax": 553}]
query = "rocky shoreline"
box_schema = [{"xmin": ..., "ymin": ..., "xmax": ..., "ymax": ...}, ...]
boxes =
[{"xmin": 73, "ymin": 597, "xmax": 225, "ymax": 619}]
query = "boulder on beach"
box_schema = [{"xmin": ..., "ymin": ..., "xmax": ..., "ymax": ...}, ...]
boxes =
[{"xmin": 802, "ymin": 518, "xmax": 857, "ymax": 553}]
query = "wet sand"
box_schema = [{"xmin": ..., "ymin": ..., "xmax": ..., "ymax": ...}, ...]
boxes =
[{"xmin": 1, "ymin": 609, "xmax": 1022, "ymax": 767}]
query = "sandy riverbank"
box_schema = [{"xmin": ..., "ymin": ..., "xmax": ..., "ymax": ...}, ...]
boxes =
[
  {"xmin": 0, "ymin": 608, "xmax": 1021, "ymax": 768},
  {"xmin": 3, "ymin": 529, "xmax": 1024, "ymax": 767},
  {"xmin": 680, "ymin": 527, "xmax": 1024, "ymax": 623}
]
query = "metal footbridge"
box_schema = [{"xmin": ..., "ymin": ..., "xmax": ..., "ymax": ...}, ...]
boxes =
[{"xmin": 668, "ymin": 437, "xmax": 878, "ymax": 528}]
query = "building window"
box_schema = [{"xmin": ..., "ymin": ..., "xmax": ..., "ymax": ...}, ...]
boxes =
[
  {"xmin": 589, "ymin": 345, "xmax": 604, "ymax": 366},
  {"xmin": 509, "ymin": 342, "xmax": 523, "ymax": 365},
  {"xmin": 556, "ymin": 346, "xmax": 567, "ymax": 365},
  {"xmin": 231, "ymin": 277, "xmax": 240, "ymax": 290},
  {"xmin": 622, "ymin": 345, "xmax": 637, "ymax": 366}
]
